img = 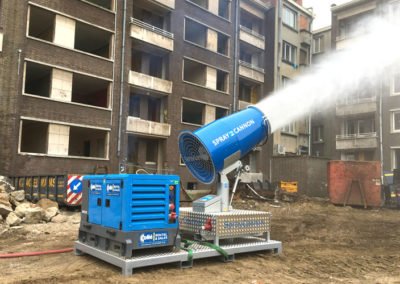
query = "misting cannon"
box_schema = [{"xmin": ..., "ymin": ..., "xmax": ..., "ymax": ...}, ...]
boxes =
[{"xmin": 179, "ymin": 106, "xmax": 281, "ymax": 250}]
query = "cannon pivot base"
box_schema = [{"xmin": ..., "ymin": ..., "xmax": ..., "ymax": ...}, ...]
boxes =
[{"xmin": 75, "ymin": 237, "xmax": 282, "ymax": 276}]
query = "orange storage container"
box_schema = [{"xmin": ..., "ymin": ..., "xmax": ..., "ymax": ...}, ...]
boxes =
[{"xmin": 328, "ymin": 161, "xmax": 382, "ymax": 207}]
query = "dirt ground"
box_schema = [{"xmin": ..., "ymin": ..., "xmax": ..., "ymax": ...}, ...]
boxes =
[{"xmin": 1, "ymin": 197, "xmax": 400, "ymax": 284}]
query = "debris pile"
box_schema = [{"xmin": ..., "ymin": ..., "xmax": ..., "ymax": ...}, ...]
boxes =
[{"xmin": 0, "ymin": 176, "xmax": 60, "ymax": 226}]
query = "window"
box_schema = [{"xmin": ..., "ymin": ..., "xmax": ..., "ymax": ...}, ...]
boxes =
[
  {"xmin": 392, "ymin": 73, "xmax": 400, "ymax": 95},
  {"xmin": 283, "ymin": 6, "xmax": 297, "ymax": 29},
  {"xmin": 281, "ymin": 122, "xmax": 296, "ymax": 134},
  {"xmin": 393, "ymin": 111, "xmax": 400, "ymax": 132},
  {"xmin": 299, "ymin": 49, "xmax": 308, "ymax": 66},
  {"xmin": 218, "ymin": 0, "xmax": 230, "ymax": 19},
  {"xmin": 392, "ymin": 148, "xmax": 400, "ymax": 170},
  {"xmin": 145, "ymin": 139, "xmax": 158, "ymax": 164},
  {"xmin": 343, "ymin": 118, "xmax": 375, "ymax": 136},
  {"xmin": 182, "ymin": 100, "xmax": 204, "ymax": 125},
  {"xmin": 24, "ymin": 61, "xmax": 110, "ymax": 108},
  {"xmin": 184, "ymin": 18, "xmax": 230, "ymax": 56},
  {"xmin": 183, "ymin": 58, "xmax": 228, "ymax": 92},
  {"xmin": 215, "ymin": 107, "xmax": 228, "ymax": 119},
  {"xmin": 28, "ymin": 6, "xmax": 55, "ymax": 42},
  {"xmin": 313, "ymin": 36, "xmax": 323, "ymax": 53},
  {"xmin": 312, "ymin": 126, "xmax": 323, "ymax": 143},
  {"xmin": 216, "ymin": 70, "xmax": 228, "ymax": 92},
  {"xmin": 20, "ymin": 120, "xmax": 108, "ymax": 158},
  {"xmin": 282, "ymin": 41, "xmax": 296, "ymax": 64}
]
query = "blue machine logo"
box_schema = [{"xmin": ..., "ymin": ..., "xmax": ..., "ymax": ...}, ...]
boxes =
[
  {"xmin": 70, "ymin": 179, "xmax": 83, "ymax": 194},
  {"xmin": 139, "ymin": 232, "xmax": 168, "ymax": 247},
  {"xmin": 106, "ymin": 183, "xmax": 121, "ymax": 196}
]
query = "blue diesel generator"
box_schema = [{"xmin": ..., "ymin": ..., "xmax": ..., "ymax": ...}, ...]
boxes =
[{"xmin": 78, "ymin": 174, "xmax": 180, "ymax": 257}]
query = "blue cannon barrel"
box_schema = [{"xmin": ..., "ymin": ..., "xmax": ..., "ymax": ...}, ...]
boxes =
[{"xmin": 179, "ymin": 106, "xmax": 270, "ymax": 184}]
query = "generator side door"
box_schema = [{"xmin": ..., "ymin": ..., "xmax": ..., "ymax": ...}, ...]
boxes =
[
  {"xmin": 101, "ymin": 179, "xmax": 123, "ymax": 229},
  {"xmin": 88, "ymin": 178, "xmax": 104, "ymax": 225}
]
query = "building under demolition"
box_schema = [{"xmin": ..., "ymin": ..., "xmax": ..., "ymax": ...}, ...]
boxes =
[{"xmin": 0, "ymin": 0, "xmax": 312, "ymax": 188}]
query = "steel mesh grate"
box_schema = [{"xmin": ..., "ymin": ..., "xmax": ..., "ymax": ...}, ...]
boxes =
[{"xmin": 179, "ymin": 132, "xmax": 215, "ymax": 184}]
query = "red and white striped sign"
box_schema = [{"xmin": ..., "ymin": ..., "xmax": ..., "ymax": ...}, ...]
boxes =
[{"xmin": 66, "ymin": 175, "xmax": 84, "ymax": 205}]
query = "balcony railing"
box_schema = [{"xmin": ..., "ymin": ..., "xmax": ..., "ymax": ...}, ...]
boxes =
[
  {"xmin": 127, "ymin": 117, "xmax": 171, "ymax": 138},
  {"xmin": 337, "ymin": 96, "xmax": 376, "ymax": 105},
  {"xmin": 153, "ymin": 0, "xmax": 175, "ymax": 10},
  {"xmin": 238, "ymin": 61, "xmax": 265, "ymax": 83},
  {"xmin": 336, "ymin": 97, "xmax": 377, "ymax": 116},
  {"xmin": 336, "ymin": 132, "xmax": 377, "ymax": 140},
  {"xmin": 300, "ymin": 29, "xmax": 312, "ymax": 46},
  {"xmin": 239, "ymin": 60, "xmax": 265, "ymax": 73},
  {"xmin": 129, "ymin": 71, "xmax": 173, "ymax": 94},
  {"xmin": 130, "ymin": 18, "xmax": 174, "ymax": 39},
  {"xmin": 336, "ymin": 132, "xmax": 378, "ymax": 150},
  {"xmin": 239, "ymin": 25, "xmax": 265, "ymax": 40},
  {"xmin": 250, "ymin": 0, "xmax": 272, "ymax": 9}
]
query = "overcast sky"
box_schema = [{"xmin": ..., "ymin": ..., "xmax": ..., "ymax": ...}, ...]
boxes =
[{"xmin": 302, "ymin": 0, "xmax": 352, "ymax": 30}]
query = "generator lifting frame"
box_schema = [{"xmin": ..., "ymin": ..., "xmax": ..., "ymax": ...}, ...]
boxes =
[{"xmin": 75, "ymin": 237, "xmax": 282, "ymax": 276}]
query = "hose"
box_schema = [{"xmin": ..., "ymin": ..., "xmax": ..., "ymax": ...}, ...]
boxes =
[
  {"xmin": 0, "ymin": 248, "xmax": 73, "ymax": 259},
  {"xmin": 182, "ymin": 239, "xmax": 229, "ymax": 261}
]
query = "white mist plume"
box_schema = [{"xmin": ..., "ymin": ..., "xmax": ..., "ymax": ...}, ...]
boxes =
[{"xmin": 256, "ymin": 13, "xmax": 400, "ymax": 133}]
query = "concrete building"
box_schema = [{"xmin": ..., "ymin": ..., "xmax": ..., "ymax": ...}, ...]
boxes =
[
  {"xmin": 0, "ymin": 0, "xmax": 120, "ymax": 176},
  {"xmin": 0, "ymin": 0, "xmax": 271, "ymax": 188},
  {"xmin": 311, "ymin": 0, "xmax": 400, "ymax": 172},
  {"xmin": 311, "ymin": 26, "xmax": 332, "ymax": 64},
  {"xmin": 0, "ymin": 0, "xmax": 316, "ymax": 188},
  {"xmin": 265, "ymin": 0, "xmax": 313, "ymax": 159}
]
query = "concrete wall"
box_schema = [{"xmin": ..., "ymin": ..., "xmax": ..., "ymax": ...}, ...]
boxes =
[{"xmin": 271, "ymin": 156, "xmax": 330, "ymax": 197}]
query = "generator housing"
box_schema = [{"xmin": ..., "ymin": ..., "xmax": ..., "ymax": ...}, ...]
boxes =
[{"xmin": 78, "ymin": 174, "xmax": 180, "ymax": 258}]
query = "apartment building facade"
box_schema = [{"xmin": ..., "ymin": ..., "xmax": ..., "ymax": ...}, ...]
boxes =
[
  {"xmin": 265, "ymin": 0, "xmax": 313, "ymax": 159},
  {"xmin": 0, "ymin": 0, "xmax": 120, "ymax": 176},
  {"xmin": 311, "ymin": 0, "xmax": 400, "ymax": 172},
  {"xmin": 1, "ymin": 0, "xmax": 284, "ymax": 189},
  {"xmin": 125, "ymin": 0, "xmax": 275, "ymax": 189}
]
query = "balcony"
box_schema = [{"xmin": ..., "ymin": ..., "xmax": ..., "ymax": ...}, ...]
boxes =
[
  {"xmin": 129, "ymin": 71, "xmax": 172, "ymax": 94},
  {"xmin": 336, "ymin": 132, "xmax": 378, "ymax": 150},
  {"xmin": 336, "ymin": 97, "xmax": 377, "ymax": 116},
  {"xmin": 239, "ymin": 26, "xmax": 265, "ymax": 50},
  {"xmin": 250, "ymin": 0, "xmax": 272, "ymax": 9},
  {"xmin": 238, "ymin": 60, "xmax": 265, "ymax": 83},
  {"xmin": 238, "ymin": 100, "xmax": 252, "ymax": 110},
  {"xmin": 300, "ymin": 29, "xmax": 312, "ymax": 46},
  {"xmin": 130, "ymin": 18, "xmax": 174, "ymax": 51},
  {"xmin": 153, "ymin": 0, "xmax": 175, "ymax": 9},
  {"xmin": 127, "ymin": 117, "xmax": 171, "ymax": 138},
  {"xmin": 336, "ymin": 36, "xmax": 351, "ymax": 50}
]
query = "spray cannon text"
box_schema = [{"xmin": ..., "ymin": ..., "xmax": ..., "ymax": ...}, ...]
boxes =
[{"xmin": 212, "ymin": 119, "xmax": 256, "ymax": 147}]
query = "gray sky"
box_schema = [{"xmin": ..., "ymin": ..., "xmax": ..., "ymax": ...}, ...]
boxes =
[{"xmin": 302, "ymin": 0, "xmax": 351, "ymax": 30}]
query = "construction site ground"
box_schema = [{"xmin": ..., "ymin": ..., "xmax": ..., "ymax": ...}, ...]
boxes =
[{"xmin": 1, "ymin": 197, "xmax": 400, "ymax": 283}]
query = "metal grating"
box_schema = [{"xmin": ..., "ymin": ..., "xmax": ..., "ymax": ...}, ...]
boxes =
[{"xmin": 179, "ymin": 131, "xmax": 216, "ymax": 184}]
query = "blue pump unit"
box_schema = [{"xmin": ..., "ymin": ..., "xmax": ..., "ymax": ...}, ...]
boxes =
[
  {"xmin": 78, "ymin": 174, "xmax": 181, "ymax": 256},
  {"xmin": 179, "ymin": 106, "xmax": 270, "ymax": 184}
]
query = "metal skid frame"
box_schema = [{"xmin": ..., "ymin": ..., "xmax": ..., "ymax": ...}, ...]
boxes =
[{"xmin": 75, "ymin": 237, "xmax": 282, "ymax": 276}]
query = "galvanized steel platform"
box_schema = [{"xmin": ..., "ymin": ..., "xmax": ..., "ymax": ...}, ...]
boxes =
[{"xmin": 75, "ymin": 237, "xmax": 282, "ymax": 276}]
